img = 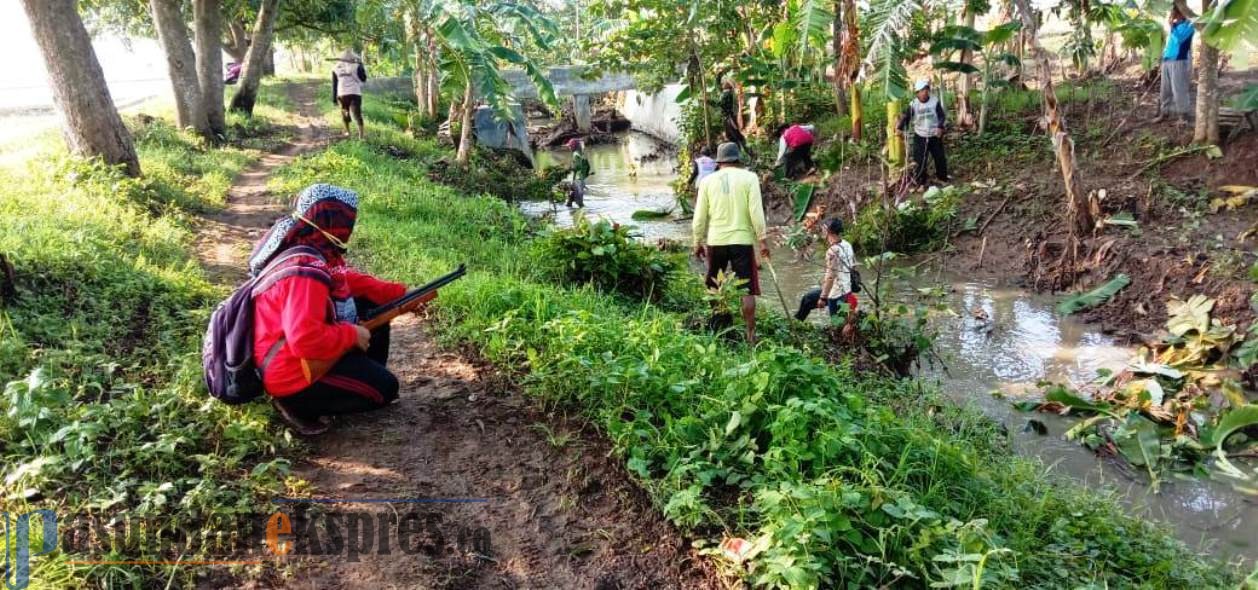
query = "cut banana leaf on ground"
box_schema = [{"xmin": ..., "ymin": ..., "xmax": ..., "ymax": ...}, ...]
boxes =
[
  {"xmin": 1057, "ymin": 274, "xmax": 1131, "ymax": 315},
  {"xmin": 631, "ymin": 208, "xmax": 674, "ymax": 220}
]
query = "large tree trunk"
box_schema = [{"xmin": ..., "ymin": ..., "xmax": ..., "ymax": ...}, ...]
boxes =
[
  {"xmin": 150, "ymin": 0, "xmax": 211, "ymax": 138},
  {"xmin": 956, "ymin": 6, "xmax": 976, "ymax": 128},
  {"xmin": 19, "ymin": 0, "xmax": 141, "ymax": 177},
  {"xmin": 228, "ymin": 0, "xmax": 280, "ymax": 115},
  {"xmin": 455, "ymin": 79, "xmax": 475, "ymax": 165},
  {"xmin": 1011, "ymin": 0, "xmax": 1092, "ymax": 237},
  {"xmin": 831, "ymin": 0, "xmax": 847, "ymax": 118},
  {"xmin": 193, "ymin": 0, "xmax": 226, "ymax": 136},
  {"xmin": 224, "ymin": 19, "xmax": 249, "ymax": 62}
]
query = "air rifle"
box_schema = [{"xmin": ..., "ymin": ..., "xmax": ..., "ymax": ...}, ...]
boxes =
[
  {"xmin": 300, "ymin": 264, "xmax": 466, "ymax": 382},
  {"xmin": 359, "ymin": 263, "xmax": 466, "ymax": 330}
]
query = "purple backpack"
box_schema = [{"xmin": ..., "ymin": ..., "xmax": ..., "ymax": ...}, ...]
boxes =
[{"xmin": 202, "ymin": 246, "xmax": 328, "ymax": 404}]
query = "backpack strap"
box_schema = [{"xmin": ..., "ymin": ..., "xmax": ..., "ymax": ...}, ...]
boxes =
[
  {"xmin": 251, "ymin": 246, "xmax": 332, "ymax": 296},
  {"xmin": 259, "ymin": 338, "xmax": 286, "ymax": 374}
]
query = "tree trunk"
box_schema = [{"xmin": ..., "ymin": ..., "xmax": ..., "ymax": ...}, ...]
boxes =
[
  {"xmin": 1011, "ymin": 0, "xmax": 1092, "ymax": 237},
  {"xmin": 850, "ymin": 84, "xmax": 863, "ymax": 142},
  {"xmin": 1193, "ymin": 3, "xmax": 1220, "ymax": 145},
  {"xmin": 193, "ymin": 0, "xmax": 226, "ymax": 137},
  {"xmin": 956, "ymin": 6, "xmax": 976, "ymax": 127},
  {"xmin": 228, "ymin": 0, "xmax": 280, "ymax": 115},
  {"xmin": 150, "ymin": 0, "xmax": 211, "ymax": 138},
  {"xmin": 831, "ymin": 0, "xmax": 848, "ymax": 118},
  {"xmin": 405, "ymin": 10, "xmax": 427, "ymax": 118},
  {"xmin": 19, "ymin": 0, "xmax": 141, "ymax": 177},
  {"xmin": 426, "ymin": 37, "xmax": 440, "ymax": 116},
  {"xmin": 262, "ymin": 47, "xmax": 276, "ymax": 76},
  {"xmin": 455, "ymin": 78, "xmax": 475, "ymax": 166},
  {"xmin": 224, "ymin": 19, "xmax": 249, "ymax": 62}
]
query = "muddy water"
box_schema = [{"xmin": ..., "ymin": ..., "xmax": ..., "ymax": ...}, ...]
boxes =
[{"xmin": 524, "ymin": 136, "xmax": 1257, "ymax": 562}]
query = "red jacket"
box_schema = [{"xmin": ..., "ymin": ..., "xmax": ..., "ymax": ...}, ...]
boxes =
[
  {"xmin": 253, "ymin": 267, "xmax": 404, "ymax": 396},
  {"xmin": 783, "ymin": 125, "xmax": 814, "ymax": 149}
]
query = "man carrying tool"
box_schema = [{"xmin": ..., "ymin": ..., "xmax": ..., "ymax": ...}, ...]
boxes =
[
  {"xmin": 898, "ymin": 79, "xmax": 950, "ymax": 187},
  {"xmin": 693, "ymin": 142, "xmax": 769, "ymax": 345},
  {"xmin": 566, "ymin": 138, "xmax": 592, "ymax": 207}
]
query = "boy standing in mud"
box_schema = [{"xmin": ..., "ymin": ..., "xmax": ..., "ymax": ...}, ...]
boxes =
[
  {"xmin": 898, "ymin": 79, "xmax": 950, "ymax": 187},
  {"xmin": 692, "ymin": 142, "xmax": 770, "ymax": 345}
]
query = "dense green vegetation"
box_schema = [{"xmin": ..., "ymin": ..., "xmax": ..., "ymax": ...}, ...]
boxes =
[
  {"xmin": 266, "ymin": 96, "xmax": 1236, "ymax": 588},
  {"xmin": 0, "ymin": 82, "xmax": 297, "ymax": 587}
]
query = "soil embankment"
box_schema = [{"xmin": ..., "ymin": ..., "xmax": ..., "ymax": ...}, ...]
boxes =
[
  {"xmin": 199, "ymin": 82, "xmax": 713, "ymax": 589},
  {"xmin": 797, "ymin": 76, "xmax": 1258, "ymax": 340}
]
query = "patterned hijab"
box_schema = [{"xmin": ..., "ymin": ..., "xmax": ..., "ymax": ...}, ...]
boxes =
[{"xmin": 249, "ymin": 184, "xmax": 360, "ymax": 276}]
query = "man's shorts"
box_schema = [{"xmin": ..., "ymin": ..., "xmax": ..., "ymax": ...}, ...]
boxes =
[{"xmin": 705, "ymin": 244, "xmax": 760, "ymax": 296}]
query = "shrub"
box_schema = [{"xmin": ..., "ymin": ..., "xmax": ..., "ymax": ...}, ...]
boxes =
[
  {"xmin": 533, "ymin": 214, "xmax": 682, "ymax": 301},
  {"xmin": 849, "ymin": 185, "xmax": 963, "ymax": 253}
]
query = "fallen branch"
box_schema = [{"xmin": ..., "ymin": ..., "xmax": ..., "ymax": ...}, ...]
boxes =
[
  {"xmin": 1126, "ymin": 145, "xmax": 1216, "ymax": 181},
  {"xmin": 977, "ymin": 194, "xmax": 1013, "ymax": 236}
]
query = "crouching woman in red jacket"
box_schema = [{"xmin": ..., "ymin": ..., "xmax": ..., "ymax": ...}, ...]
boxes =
[{"xmin": 249, "ymin": 184, "xmax": 407, "ymax": 435}]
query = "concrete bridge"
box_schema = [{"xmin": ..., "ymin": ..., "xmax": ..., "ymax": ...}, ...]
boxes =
[
  {"xmin": 499, "ymin": 67, "xmax": 636, "ymax": 132},
  {"xmin": 364, "ymin": 66, "xmax": 682, "ymax": 146}
]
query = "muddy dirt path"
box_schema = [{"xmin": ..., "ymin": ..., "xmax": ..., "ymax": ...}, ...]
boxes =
[
  {"xmin": 199, "ymin": 83, "xmax": 714, "ymax": 589},
  {"xmin": 195, "ymin": 82, "xmax": 327, "ymax": 282}
]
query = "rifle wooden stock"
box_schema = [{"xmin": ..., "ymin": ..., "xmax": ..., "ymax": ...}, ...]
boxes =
[{"xmin": 299, "ymin": 265, "xmax": 466, "ymax": 384}]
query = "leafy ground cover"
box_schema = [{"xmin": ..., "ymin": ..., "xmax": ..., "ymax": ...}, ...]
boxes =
[
  {"xmin": 268, "ymin": 95, "xmax": 1239, "ymax": 588},
  {"xmin": 0, "ymin": 81, "xmax": 298, "ymax": 587}
]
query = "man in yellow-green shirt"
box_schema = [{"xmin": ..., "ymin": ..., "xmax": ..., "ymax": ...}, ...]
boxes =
[{"xmin": 692, "ymin": 142, "xmax": 770, "ymax": 344}]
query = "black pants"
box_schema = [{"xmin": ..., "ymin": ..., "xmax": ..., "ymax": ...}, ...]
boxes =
[
  {"xmin": 724, "ymin": 116, "xmax": 750, "ymax": 156},
  {"xmin": 281, "ymin": 298, "xmax": 399, "ymax": 420},
  {"xmin": 795, "ymin": 288, "xmax": 843, "ymax": 321},
  {"xmin": 783, "ymin": 144, "xmax": 814, "ymax": 178},
  {"xmin": 910, "ymin": 135, "xmax": 949, "ymax": 184},
  {"xmin": 338, "ymin": 94, "xmax": 363, "ymax": 126}
]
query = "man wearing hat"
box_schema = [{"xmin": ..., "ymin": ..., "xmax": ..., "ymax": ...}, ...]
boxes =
[
  {"xmin": 566, "ymin": 138, "xmax": 592, "ymax": 207},
  {"xmin": 692, "ymin": 142, "xmax": 769, "ymax": 345},
  {"xmin": 332, "ymin": 50, "xmax": 368, "ymax": 139},
  {"xmin": 897, "ymin": 79, "xmax": 950, "ymax": 186}
]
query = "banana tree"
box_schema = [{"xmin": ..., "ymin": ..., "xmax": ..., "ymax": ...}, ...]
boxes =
[
  {"xmin": 860, "ymin": 0, "xmax": 922, "ymax": 168},
  {"xmin": 931, "ymin": 21, "xmax": 1021, "ymax": 135},
  {"xmin": 428, "ymin": 0, "xmax": 559, "ymax": 165}
]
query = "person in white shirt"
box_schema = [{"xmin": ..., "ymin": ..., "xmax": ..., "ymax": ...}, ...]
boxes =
[{"xmin": 795, "ymin": 217, "xmax": 857, "ymax": 336}]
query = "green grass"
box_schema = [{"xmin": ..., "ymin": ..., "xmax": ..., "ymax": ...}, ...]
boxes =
[
  {"xmin": 268, "ymin": 94, "xmax": 1237, "ymax": 589},
  {"xmin": 0, "ymin": 81, "xmax": 299, "ymax": 588}
]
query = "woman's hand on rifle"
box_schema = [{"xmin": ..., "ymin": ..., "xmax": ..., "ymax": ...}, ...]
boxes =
[{"xmin": 354, "ymin": 325, "xmax": 372, "ymax": 350}]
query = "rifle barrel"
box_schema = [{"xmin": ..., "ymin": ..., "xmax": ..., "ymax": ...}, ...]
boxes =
[{"xmin": 360, "ymin": 264, "xmax": 466, "ymax": 323}]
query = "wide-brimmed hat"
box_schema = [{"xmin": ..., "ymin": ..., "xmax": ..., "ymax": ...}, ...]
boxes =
[{"xmin": 715, "ymin": 142, "xmax": 741, "ymax": 163}]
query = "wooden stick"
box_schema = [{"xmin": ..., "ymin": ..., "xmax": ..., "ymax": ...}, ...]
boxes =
[
  {"xmin": 978, "ymin": 194, "xmax": 1012, "ymax": 236},
  {"xmin": 977, "ymin": 235, "xmax": 988, "ymax": 269}
]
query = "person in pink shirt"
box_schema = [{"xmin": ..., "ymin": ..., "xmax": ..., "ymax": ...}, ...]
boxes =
[{"xmin": 775, "ymin": 123, "xmax": 816, "ymax": 179}]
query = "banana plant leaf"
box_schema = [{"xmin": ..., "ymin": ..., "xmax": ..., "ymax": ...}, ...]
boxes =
[
  {"xmin": 793, "ymin": 183, "xmax": 816, "ymax": 221},
  {"xmin": 1057, "ymin": 274, "xmax": 1131, "ymax": 315},
  {"xmin": 1200, "ymin": 405, "xmax": 1258, "ymax": 449},
  {"xmin": 631, "ymin": 208, "xmax": 674, "ymax": 220}
]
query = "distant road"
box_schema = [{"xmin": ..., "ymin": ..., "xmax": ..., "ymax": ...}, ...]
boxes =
[{"xmin": 0, "ymin": 78, "xmax": 171, "ymax": 146}]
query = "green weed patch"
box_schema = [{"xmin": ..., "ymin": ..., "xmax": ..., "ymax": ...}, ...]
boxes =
[{"xmin": 0, "ymin": 86, "xmax": 297, "ymax": 587}]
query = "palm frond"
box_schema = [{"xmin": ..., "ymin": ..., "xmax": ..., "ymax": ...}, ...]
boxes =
[{"xmin": 792, "ymin": 0, "xmax": 834, "ymax": 57}]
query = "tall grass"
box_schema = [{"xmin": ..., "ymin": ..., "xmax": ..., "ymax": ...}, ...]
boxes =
[
  {"xmin": 0, "ymin": 81, "xmax": 299, "ymax": 587},
  {"xmin": 267, "ymin": 95, "xmax": 1236, "ymax": 588}
]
